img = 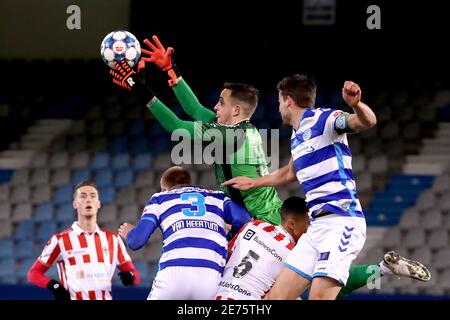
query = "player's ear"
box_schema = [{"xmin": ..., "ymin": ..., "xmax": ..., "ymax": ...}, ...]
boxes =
[{"xmin": 233, "ymin": 104, "xmax": 241, "ymax": 116}]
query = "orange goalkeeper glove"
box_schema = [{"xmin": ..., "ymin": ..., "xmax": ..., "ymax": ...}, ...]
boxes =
[
  {"xmin": 109, "ymin": 60, "xmax": 155, "ymax": 104},
  {"xmin": 141, "ymin": 35, "xmax": 181, "ymax": 86}
]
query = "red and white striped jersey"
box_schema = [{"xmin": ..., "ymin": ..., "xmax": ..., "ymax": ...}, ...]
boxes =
[
  {"xmin": 216, "ymin": 220, "xmax": 295, "ymax": 300},
  {"xmin": 39, "ymin": 222, "xmax": 131, "ymax": 300}
]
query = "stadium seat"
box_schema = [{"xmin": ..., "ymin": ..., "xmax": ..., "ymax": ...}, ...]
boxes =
[
  {"xmin": 10, "ymin": 168, "xmax": 29, "ymax": 186},
  {"xmin": 90, "ymin": 152, "xmax": 110, "ymax": 170},
  {"xmin": 49, "ymin": 152, "xmax": 69, "ymax": 169},
  {"xmin": 71, "ymin": 168, "xmax": 91, "ymax": 185},
  {"xmin": 0, "ymin": 184, "xmax": 10, "ymax": 203},
  {"xmin": 415, "ymin": 190, "xmax": 436, "ymax": 211},
  {"xmin": 30, "ymin": 185, "xmax": 52, "ymax": 204},
  {"xmin": 132, "ymin": 153, "xmax": 152, "ymax": 171},
  {"xmin": 420, "ymin": 209, "xmax": 443, "ymax": 231},
  {"xmin": 94, "ymin": 168, "xmax": 114, "ymax": 187},
  {"xmin": 403, "ymin": 227, "xmax": 425, "ymax": 249},
  {"xmin": 52, "ymin": 185, "xmax": 72, "ymax": 205},
  {"xmin": 153, "ymin": 153, "xmax": 173, "ymax": 171},
  {"xmin": 431, "ymin": 174, "xmax": 450, "ymax": 195},
  {"xmin": 398, "ymin": 208, "xmax": 420, "ymax": 230},
  {"xmin": 0, "ymin": 239, "xmax": 13, "ymax": 258},
  {"xmin": 99, "ymin": 186, "xmax": 115, "ymax": 204},
  {"xmin": 29, "ymin": 168, "xmax": 50, "ymax": 187},
  {"xmin": 33, "ymin": 202, "xmax": 54, "ymax": 222},
  {"xmin": 50, "ymin": 168, "xmax": 71, "ymax": 187},
  {"xmin": 12, "ymin": 203, "xmax": 33, "ymax": 222},
  {"xmin": 98, "ymin": 204, "xmax": 117, "ymax": 224},
  {"xmin": 0, "ymin": 257, "xmax": 15, "ymax": 277},
  {"xmin": 36, "ymin": 222, "xmax": 57, "ymax": 243},
  {"xmin": 134, "ymin": 170, "xmax": 155, "ymax": 189},
  {"xmin": 16, "ymin": 257, "xmax": 36, "ymax": 279},
  {"xmin": 30, "ymin": 152, "xmax": 48, "ymax": 168},
  {"xmin": 70, "ymin": 152, "xmax": 90, "ymax": 169},
  {"xmin": 427, "ymin": 228, "xmax": 448, "ymax": 250},
  {"xmin": 11, "ymin": 185, "xmax": 31, "ymax": 204},
  {"xmin": 55, "ymin": 204, "xmax": 75, "ymax": 222},
  {"xmin": 432, "ymin": 248, "xmax": 450, "ymax": 270},
  {"xmin": 114, "ymin": 168, "xmax": 134, "ymax": 188},
  {"xmin": 410, "ymin": 247, "xmax": 433, "ymax": 266},
  {"xmin": 111, "ymin": 153, "xmax": 130, "ymax": 171},
  {"xmin": 13, "ymin": 220, "xmax": 34, "ymax": 241},
  {"xmin": 109, "ymin": 136, "xmax": 128, "ymax": 154},
  {"xmin": 381, "ymin": 228, "xmax": 401, "ymax": 248},
  {"xmin": 115, "ymin": 187, "xmax": 137, "ymax": 206},
  {"xmin": 118, "ymin": 205, "xmax": 140, "ymax": 222},
  {"xmin": 0, "ymin": 203, "xmax": 11, "ymax": 220},
  {"xmin": 14, "ymin": 240, "xmax": 34, "ymax": 259},
  {"xmin": 137, "ymin": 187, "xmax": 155, "ymax": 205},
  {"xmin": 128, "ymin": 120, "xmax": 145, "ymax": 137}
]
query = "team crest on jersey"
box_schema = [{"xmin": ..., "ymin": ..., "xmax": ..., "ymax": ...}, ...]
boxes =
[
  {"xmin": 243, "ymin": 229, "xmax": 255, "ymax": 241},
  {"xmin": 302, "ymin": 128, "xmax": 312, "ymax": 141},
  {"xmin": 335, "ymin": 115, "xmax": 346, "ymax": 129}
]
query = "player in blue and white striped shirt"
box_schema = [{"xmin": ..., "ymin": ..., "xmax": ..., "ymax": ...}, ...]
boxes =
[
  {"xmin": 119, "ymin": 166, "xmax": 251, "ymax": 299},
  {"xmin": 224, "ymin": 75, "xmax": 377, "ymax": 300}
]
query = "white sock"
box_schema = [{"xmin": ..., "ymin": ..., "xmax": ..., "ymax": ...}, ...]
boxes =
[{"xmin": 379, "ymin": 261, "xmax": 393, "ymax": 275}]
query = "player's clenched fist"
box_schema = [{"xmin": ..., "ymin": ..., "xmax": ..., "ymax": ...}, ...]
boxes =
[{"xmin": 342, "ymin": 81, "xmax": 361, "ymax": 108}]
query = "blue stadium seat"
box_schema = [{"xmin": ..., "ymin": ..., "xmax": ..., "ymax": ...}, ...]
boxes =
[
  {"xmin": 129, "ymin": 136, "xmax": 150, "ymax": 154},
  {"xmin": 99, "ymin": 186, "xmax": 115, "ymax": 204},
  {"xmin": 90, "ymin": 152, "xmax": 110, "ymax": 170},
  {"xmin": 71, "ymin": 168, "xmax": 91, "ymax": 185},
  {"xmin": 13, "ymin": 220, "xmax": 34, "ymax": 241},
  {"xmin": 95, "ymin": 168, "xmax": 113, "ymax": 187},
  {"xmin": 17, "ymin": 257, "xmax": 35, "ymax": 279},
  {"xmin": 33, "ymin": 202, "xmax": 54, "ymax": 223},
  {"xmin": 0, "ymin": 257, "xmax": 15, "ymax": 277},
  {"xmin": 128, "ymin": 120, "xmax": 145, "ymax": 137},
  {"xmin": 114, "ymin": 169, "xmax": 134, "ymax": 188},
  {"xmin": 55, "ymin": 204, "xmax": 75, "ymax": 222},
  {"xmin": 14, "ymin": 240, "xmax": 34, "ymax": 260},
  {"xmin": 132, "ymin": 153, "xmax": 152, "ymax": 171},
  {"xmin": 111, "ymin": 153, "xmax": 130, "ymax": 171},
  {"xmin": 52, "ymin": 185, "xmax": 72, "ymax": 206},
  {"xmin": 109, "ymin": 136, "xmax": 128, "ymax": 154},
  {"xmin": 0, "ymin": 239, "xmax": 14, "ymax": 258},
  {"xmin": 36, "ymin": 222, "xmax": 57, "ymax": 242}
]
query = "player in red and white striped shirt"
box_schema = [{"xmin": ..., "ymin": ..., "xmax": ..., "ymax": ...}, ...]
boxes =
[
  {"xmin": 215, "ymin": 196, "xmax": 308, "ymax": 300},
  {"xmin": 217, "ymin": 196, "xmax": 431, "ymax": 300},
  {"xmin": 28, "ymin": 181, "xmax": 141, "ymax": 300}
]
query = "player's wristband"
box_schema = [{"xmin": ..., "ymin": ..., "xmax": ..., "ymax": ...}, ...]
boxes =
[{"xmin": 167, "ymin": 65, "xmax": 181, "ymax": 87}]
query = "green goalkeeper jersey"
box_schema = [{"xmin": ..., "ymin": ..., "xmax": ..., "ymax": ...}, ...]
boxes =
[{"xmin": 147, "ymin": 79, "xmax": 282, "ymax": 225}]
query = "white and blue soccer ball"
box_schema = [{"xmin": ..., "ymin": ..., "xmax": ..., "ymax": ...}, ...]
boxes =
[{"xmin": 100, "ymin": 30, "xmax": 141, "ymax": 69}]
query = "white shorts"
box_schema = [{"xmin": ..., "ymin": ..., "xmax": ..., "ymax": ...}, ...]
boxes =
[
  {"xmin": 284, "ymin": 214, "xmax": 366, "ymax": 286},
  {"xmin": 147, "ymin": 266, "xmax": 222, "ymax": 300}
]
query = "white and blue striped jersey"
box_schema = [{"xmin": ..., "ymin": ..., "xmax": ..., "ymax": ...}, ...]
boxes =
[
  {"xmin": 127, "ymin": 185, "xmax": 251, "ymax": 275},
  {"xmin": 291, "ymin": 107, "xmax": 364, "ymax": 220}
]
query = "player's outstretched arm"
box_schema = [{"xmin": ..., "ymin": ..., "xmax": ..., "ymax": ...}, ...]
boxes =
[
  {"xmin": 342, "ymin": 81, "xmax": 377, "ymax": 132},
  {"xmin": 223, "ymin": 158, "xmax": 297, "ymax": 190},
  {"xmin": 142, "ymin": 35, "xmax": 215, "ymax": 122}
]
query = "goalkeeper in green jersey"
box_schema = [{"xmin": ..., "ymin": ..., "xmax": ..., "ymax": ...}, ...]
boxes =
[{"xmin": 110, "ymin": 35, "xmax": 282, "ymax": 225}]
